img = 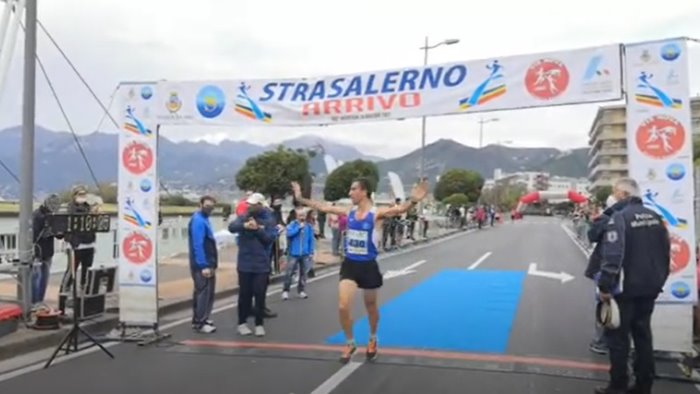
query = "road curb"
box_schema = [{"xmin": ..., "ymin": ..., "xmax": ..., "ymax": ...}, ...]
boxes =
[{"xmin": 1, "ymin": 228, "xmax": 465, "ymax": 361}]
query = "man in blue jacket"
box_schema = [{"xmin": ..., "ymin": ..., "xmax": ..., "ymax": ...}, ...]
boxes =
[
  {"xmin": 228, "ymin": 193, "xmax": 279, "ymax": 337},
  {"xmin": 188, "ymin": 196, "xmax": 218, "ymax": 334},
  {"xmin": 282, "ymin": 207, "xmax": 315, "ymax": 300}
]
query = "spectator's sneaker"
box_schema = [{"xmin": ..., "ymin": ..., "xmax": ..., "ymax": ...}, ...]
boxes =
[
  {"xmin": 237, "ymin": 324, "xmax": 252, "ymax": 336},
  {"xmin": 255, "ymin": 326, "xmax": 265, "ymax": 337},
  {"xmin": 282, "ymin": 291, "xmax": 289, "ymax": 300},
  {"xmin": 339, "ymin": 342, "xmax": 357, "ymax": 364},
  {"xmin": 197, "ymin": 324, "xmax": 216, "ymax": 334},
  {"xmin": 366, "ymin": 337, "xmax": 378, "ymax": 361},
  {"xmin": 589, "ymin": 341, "xmax": 608, "ymax": 355},
  {"xmin": 299, "ymin": 291, "xmax": 308, "ymax": 299}
]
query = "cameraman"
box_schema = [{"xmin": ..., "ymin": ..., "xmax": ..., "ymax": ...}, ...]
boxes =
[
  {"xmin": 31, "ymin": 195, "xmax": 62, "ymax": 306},
  {"xmin": 59, "ymin": 186, "xmax": 96, "ymax": 294}
]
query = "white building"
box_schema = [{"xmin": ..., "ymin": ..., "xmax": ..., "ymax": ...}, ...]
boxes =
[{"xmin": 483, "ymin": 169, "xmax": 591, "ymax": 203}]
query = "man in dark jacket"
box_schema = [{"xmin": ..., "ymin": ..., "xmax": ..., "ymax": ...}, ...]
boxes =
[
  {"xmin": 31, "ymin": 195, "xmax": 62, "ymax": 305},
  {"xmin": 188, "ymin": 196, "xmax": 218, "ymax": 334},
  {"xmin": 229, "ymin": 193, "xmax": 278, "ymax": 337},
  {"xmin": 60, "ymin": 186, "xmax": 97, "ymax": 294},
  {"xmin": 595, "ymin": 178, "xmax": 670, "ymax": 394},
  {"xmin": 585, "ymin": 196, "xmax": 630, "ymax": 354}
]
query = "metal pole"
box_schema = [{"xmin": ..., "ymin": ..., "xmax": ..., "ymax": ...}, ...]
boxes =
[
  {"xmin": 0, "ymin": 0, "xmax": 24, "ymax": 106},
  {"xmin": 17, "ymin": 0, "xmax": 35, "ymax": 317},
  {"xmin": 0, "ymin": 1, "xmax": 13, "ymax": 51},
  {"xmin": 479, "ymin": 118, "xmax": 484, "ymax": 148},
  {"xmin": 419, "ymin": 36, "xmax": 428, "ymax": 181}
]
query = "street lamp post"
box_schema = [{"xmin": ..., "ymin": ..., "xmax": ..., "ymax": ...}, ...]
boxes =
[
  {"xmin": 419, "ymin": 36, "xmax": 459, "ymax": 181},
  {"xmin": 478, "ymin": 116, "xmax": 499, "ymax": 148}
]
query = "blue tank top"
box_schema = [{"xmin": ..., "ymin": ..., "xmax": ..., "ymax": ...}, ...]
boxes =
[{"xmin": 344, "ymin": 207, "xmax": 378, "ymax": 262}]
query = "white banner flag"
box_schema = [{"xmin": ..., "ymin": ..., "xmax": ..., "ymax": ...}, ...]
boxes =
[
  {"xmin": 117, "ymin": 83, "xmax": 160, "ymax": 325},
  {"xmin": 154, "ymin": 44, "xmax": 622, "ymax": 127},
  {"xmin": 625, "ymin": 39, "xmax": 696, "ymax": 304}
]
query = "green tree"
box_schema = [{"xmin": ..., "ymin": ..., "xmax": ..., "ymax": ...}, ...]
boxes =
[
  {"xmin": 594, "ymin": 185, "xmax": 613, "ymax": 206},
  {"xmin": 694, "ymin": 136, "xmax": 700, "ymax": 167},
  {"xmin": 443, "ymin": 193, "xmax": 470, "ymax": 207},
  {"xmin": 235, "ymin": 146, "xmax": 310, "ymax": 201},
  {"xmin": 434, "ymin": 169, "xmax": 484, "ymax": 202},
  {"xmin": 161, "ymin": 194, "xmax": 197, "ymax": 207},
  {"xmin": 323, "ymin": 160, "xmax": 380, "ymax": 201},
  {"xmin": 479, "ymin": 181, "xmax": 526, "ymax": 211}
]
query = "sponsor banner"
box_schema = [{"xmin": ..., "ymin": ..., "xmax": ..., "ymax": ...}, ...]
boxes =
[
  {"xmin": 117, "ymin": 83, "xmax": 159, "ymax": 325},
  {"xmin": 154, "ymin": 44, "xmax": 622, "ymax": 126},
  {"xmin": 625, "ymin": 39, "xmax": 696, "ymax": 304}
]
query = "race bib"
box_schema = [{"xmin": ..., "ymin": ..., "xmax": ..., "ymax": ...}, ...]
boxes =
[{"xmin": 346, "ymin": 229, "xmax": 369, "ymax": 255}]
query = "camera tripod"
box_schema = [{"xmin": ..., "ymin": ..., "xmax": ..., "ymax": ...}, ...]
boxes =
[{"xmin": 44, "ymin": 242, "xmax": 114, "ymax": 368}]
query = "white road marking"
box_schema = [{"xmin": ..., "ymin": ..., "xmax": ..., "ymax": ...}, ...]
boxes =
[
  {"xmin": 383, "ymin": 260, "xmax": 427, "ymax": 280},
  {"xmin": 309, "ymin": 361, "xmax": 363, "ymax": 394},
  {"xmin": 527, "ymin": 263, "xmax": 575, "ymax": 283},
  {"xmin": 0, "ymin": 229, "xmax": 475, "ymax": 382},
  {"xmin": 559, "ymin": 223, "xmax": 591, "ymax": 258},
  {"xmin": 467, "ymin": 252, "xmax": 492, "ymax": 270}
]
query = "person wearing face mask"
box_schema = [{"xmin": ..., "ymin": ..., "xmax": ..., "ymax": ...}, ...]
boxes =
[
  {"xmin": 228, "ymin": 193, "xmax": 279, "ymax": 337},
  {"xmin": 59, "ymin": 186, "xmax": 98, "ymax": 312},
  {"xmin": 188, "ymin": 195, "xmax": 219, "ymax": 334}
]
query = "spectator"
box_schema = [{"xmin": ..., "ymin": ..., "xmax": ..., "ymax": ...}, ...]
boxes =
[
  {"xmin": 228, "ymin": 193, "xmax": 279, "ymax": 337},
  {"xmin": 282, "ymin": 207, "xmax": 315, "ymax": 300},
  {"xmin": 595, "ymin": 178, "xmax": 670, "ymax": 394},
  {"xmin": 188, "ymin": 196, "xmax": 218, "ymax": 334},
  {"xmin": 60, "ymin": 186, "xmax": 96, "ymax": 302},
  {"xmin": 584, "ymin": 194, "xmax": 629, "ymax": 355},
  {"xmin": 31, "ymin": 195, "xmax": 62, "ymax": 306}
]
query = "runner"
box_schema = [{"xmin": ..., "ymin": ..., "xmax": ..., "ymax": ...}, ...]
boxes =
[{"xmin": 291, "ymin": 177, "xmax": 429, "ymax": 363}]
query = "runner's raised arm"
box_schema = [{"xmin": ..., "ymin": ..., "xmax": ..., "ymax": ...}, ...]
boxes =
[
  {"xmin": 376, "ymin": 179, "xmax": 429, "ymax": 220},
  {"xmin": 291, "ymin": 181, "xmax": 350, "ymax": 216}
]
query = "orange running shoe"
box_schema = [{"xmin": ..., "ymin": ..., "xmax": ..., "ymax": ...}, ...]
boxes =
[
  {"xmin": 366, "ymin": 337, "xmax": 378, "ymax": 361},
  {"xmin": 340, "ymin": 342, "xmax": 356, "ymax": 364}
]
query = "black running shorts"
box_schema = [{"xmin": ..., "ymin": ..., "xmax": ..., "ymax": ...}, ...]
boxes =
[{"xmin": 339, "ymin": 259, "xmax": 383, "ymax": 289}]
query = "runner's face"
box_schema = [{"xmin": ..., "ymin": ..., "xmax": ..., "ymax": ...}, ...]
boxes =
[{"xmin": 348, "ymin": 181, "xmax": 366, "ymax": 204}]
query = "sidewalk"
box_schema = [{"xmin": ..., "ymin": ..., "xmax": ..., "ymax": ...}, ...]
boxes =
[{"xmin": 0, "ymin": 226, "xmax": 459, "ymax": 361}]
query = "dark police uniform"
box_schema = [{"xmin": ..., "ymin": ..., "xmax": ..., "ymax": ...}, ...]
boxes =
[{"xmin": 597, "ymin": 196, "xmax": 670, "ymax": 394}]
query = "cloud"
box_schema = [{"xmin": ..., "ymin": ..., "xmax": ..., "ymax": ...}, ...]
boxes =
[{"xmin": 0, "ymin": 0, "xmax": 699, "ymax": 160}]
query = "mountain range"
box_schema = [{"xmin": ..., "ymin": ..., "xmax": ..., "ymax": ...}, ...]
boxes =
[{"xmin": 0, "ymin": 126, "xmax": 589, "ymax": 198}]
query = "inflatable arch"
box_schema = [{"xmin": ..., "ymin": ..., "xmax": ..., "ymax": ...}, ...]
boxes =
[{"xmin": 516, "ymin": 190, "xmax": 588, "ymax": 211}]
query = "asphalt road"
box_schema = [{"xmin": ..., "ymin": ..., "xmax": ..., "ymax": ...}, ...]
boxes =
[{"xmin": 0, "ymin": 217, "xmax": 697, "ymax": 394}]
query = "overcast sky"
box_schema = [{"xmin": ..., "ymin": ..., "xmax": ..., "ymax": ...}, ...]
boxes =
[{"xmin": 0, "ymin": 0, "xmax": 699, "ymax": 158}]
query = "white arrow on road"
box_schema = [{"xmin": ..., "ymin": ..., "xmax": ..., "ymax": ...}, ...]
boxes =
[
  {"xmin": 383, "ymin": 260, "xmax": 426, "ymax": 280},
  {"xmin": 527, "ymin": 263, "xmax": 575, "ymax": 284}
]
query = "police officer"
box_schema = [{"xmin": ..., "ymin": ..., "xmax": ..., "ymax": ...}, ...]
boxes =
[{"xmin": 595, "ymin": 178, "xmax": 670, "ymax": 394}]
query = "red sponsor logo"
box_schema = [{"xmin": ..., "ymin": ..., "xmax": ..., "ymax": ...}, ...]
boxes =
[
  {"xmin": 122, "ymin": 231, "xmax": 153, "ymax": 265},
  {"xmin": 525, "ymin": 59, "xmax": 570, "ymax": 100},
  {"xmin": 122, "ymin": 141, "xmax": 154, "ymax": 175},
  {"xmin": 670, "ymin": 233, "xmax": 690, "ymax": 274},
  {"xmin": 636, "ymin": 115, "xmax": 685, "ymax": 159}
]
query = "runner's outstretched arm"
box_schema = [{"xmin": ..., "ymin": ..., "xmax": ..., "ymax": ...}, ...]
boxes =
[
  {"xmin": 377, "ymin": 179, "xmax": 429, "ymax": 219},
  {"xmin": 291, "ymin": 182, "xmax": 350, "ymax": 216}
]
